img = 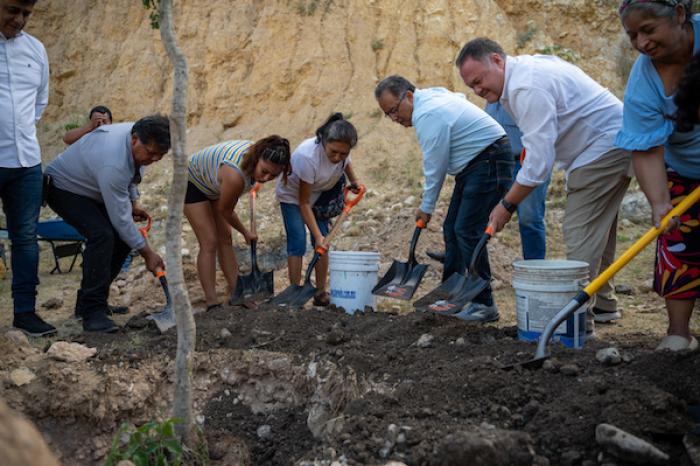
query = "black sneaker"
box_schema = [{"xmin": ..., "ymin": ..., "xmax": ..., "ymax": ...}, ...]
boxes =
[
  {"xmin": 83, "ymin": 311, "xmax": 119, "ymax": 333},
  {"xmin": 75, "ymin": 304, "xmax": 129, "ymax": 320},
  {"xmin": 13, "ymin": 312, "xmax": 57, "ymax": 337},
  {"xmin": 108, "ymin": 305, "xmax": 129, "ymax": 315}
]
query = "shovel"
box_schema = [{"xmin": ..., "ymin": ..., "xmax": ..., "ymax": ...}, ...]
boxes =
[
  {"xmin": 146, "ymin": 268, "xmax": 176, "ymax": 333},
  {"xmin": 137, "ymin": 215, "xmax": 176, "ymax": 333},
  {"xmin": 372, "ymin": 219, "xmax": 428, "ymax": 300},
  {"xmin": 269, "ymin": 184, "xmax": 366, "ymax": 308},
  {"xmin": 230, "ymin": 183, "xmax": 274, "ymax": 305},
  {"xmin": 504, "ymin": 184, "xmax": 700, "ymax": 370},
  {"xmin": 413, "ymin": 224, "xmax": 494, "ymax": 314}
]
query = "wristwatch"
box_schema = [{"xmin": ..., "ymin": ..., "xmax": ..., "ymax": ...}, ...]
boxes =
[{"xmin": 500, "ymin": 198, "xmax": 517, "ymax": 214}]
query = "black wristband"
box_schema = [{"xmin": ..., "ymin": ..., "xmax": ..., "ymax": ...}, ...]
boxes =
[{"xmin": 500, "ymin": 198, "xmax": 517, "ymax": 214}]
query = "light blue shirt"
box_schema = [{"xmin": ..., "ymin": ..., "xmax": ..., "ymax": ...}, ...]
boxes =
[
  {"xmin": 0, "ymin": 30, "xmax": 49, "ymax": 168},
  {"xmin": 412, "ymin": 88, "xmax": 505, "ymax": 213},
  {"xmin": 615, "ymin": 15, "xmax": 700, "ymax": 178},
  {"xmin": 485, "ymin": 102, "xmax": 522, "ymax": 157}
]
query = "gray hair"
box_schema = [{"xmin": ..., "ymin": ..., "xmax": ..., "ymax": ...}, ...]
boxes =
[
  {"xmin": 455, "ymin": 38, "xmax": 506, "ymax": 68},
  {"xmin": 315, "ymin": 113, "xmax": 358, "ymax": 148},
  {"xmin": 374, "ymin": 75, "xmax": 416, "ymax": 100},
  {"xmin": 620, "ymin": 0, "xmax": 693, "ymax": 23}
]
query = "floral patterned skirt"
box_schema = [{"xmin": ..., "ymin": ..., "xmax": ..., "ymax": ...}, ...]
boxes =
[{"xmin": 655, "ymin": 169, "xmax": 700, "ymax": 300}]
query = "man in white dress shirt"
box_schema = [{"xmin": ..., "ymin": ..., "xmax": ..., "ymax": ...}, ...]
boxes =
[
  {"xmin": 456, "ymin": 38, "xmax": 631, "ymax": 334},
  {"xmin": 0, "ymin": 0, "xmax": 54, "ymax": 336}
]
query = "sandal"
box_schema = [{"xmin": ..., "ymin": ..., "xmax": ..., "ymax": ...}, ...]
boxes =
[
  {"xmin": 655, "ymin": 335, "xmax": 699, "ymax": 352},
  {"xmin": 313, "ymin": 291, "xmax": 330, "ymax": 307}
]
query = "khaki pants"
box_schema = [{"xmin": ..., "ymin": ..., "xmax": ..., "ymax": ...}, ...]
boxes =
[{"xmin": 564, "ymin": 148, "xmax": 631, "ymax": 328}]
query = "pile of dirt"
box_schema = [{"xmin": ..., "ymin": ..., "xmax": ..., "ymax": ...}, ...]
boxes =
[{"xmin": 58, "ymin": 304, "xmax": 698, "ymax": 465}]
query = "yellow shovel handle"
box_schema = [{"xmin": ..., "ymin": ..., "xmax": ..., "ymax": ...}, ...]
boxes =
[{"xmin": 584, "ymin": 185, "xmax": 700, "ymax": 296}]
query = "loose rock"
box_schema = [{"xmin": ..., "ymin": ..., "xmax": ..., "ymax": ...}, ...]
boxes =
[
  {"xmin": 10, "ymin": 367, "xmax": 36, "ymax": 386},
  {"xmin": 257, "ymin": 424, "xmax": 272, "ymax": 440},
  {"xmin": 47, "ymin": 341, "xmax": 97, "ymax": 363},
  {"xmin": 41, "ymin": 297, "xmax": 63, "ymax": 309},
  {"xmin": 219, "ymin": 328, "xmax": 232, "ymax": 339},
  {"xmin": 596, "ymin": 347, "xmax": 622, "ymax": 366},
  {"xmin": 414, "ymin": 334, "xmax": 434, "ymax": 348},
  {"xmin": 595, "ymin": 423, "xmax": 669, "ymax": 464},
  {"xmin": 614, "ymin": 284, "xmax": 634, "ymax": 295},
  {"xmin": 559, "ymin": 364, "xmax": 581, "ymax": 377}
]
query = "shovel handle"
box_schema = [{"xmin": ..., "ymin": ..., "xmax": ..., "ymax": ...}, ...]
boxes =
[
  {"xmin": 249, "ymin": 183, "xmax": 261, "ymax": 236},
  {"xmin": 314, "ymin": 184, "xmax": 366, "ymax": 255},
  {"xmin": 342, "ymin": 184, "xmax": 365, "ymax": 213},
  {"xmin": 138, "ymin": 215, "xmax": 153, "ymax": 239},
  {"xmin": 416, "ymin": 218, "xmax": 427, "ymax": 229},
  {"xmin": 155, "ymin": 268, "xmax": 166, "ymax": 278},
  {"xmin": 468, "ymin": 223, "xmax": 495, "ymax": 275}
]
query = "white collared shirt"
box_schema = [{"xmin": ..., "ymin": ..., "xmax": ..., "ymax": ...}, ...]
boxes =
[
  {"xmin": 0, "ymin": 30, "xmax": 49, "ymax": 168},
  {"xmin": 500, "ymin": 55, "xmax": 622, "ymax": 186}
]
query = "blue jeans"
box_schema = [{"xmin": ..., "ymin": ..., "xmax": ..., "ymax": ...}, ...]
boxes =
[
  {"xmin": 0, "ymin": 164, "xmax": 42, "ymax": 314},
  {"xmin": 443, "ymin": 139, "xmax": 513, "ymax": 306},
  {"xmin": 280, "ymin": 202, "xmax": 330, "ymax": 256},
  {"xmin": 514, "ymin": 160, "xmax": 550, "ymax": 260}
]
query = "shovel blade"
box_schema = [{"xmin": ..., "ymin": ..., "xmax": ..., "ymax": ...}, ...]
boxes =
[
  {"xmin": 269, "ymin": 282, "xmax": 317, "ymax": 308},
  {"xmin": 413, "ymin": 272, "xmax": 489, "ymax": 314},
  {"xmin": 373, "ymin": 261, "xmax": 428, "ymax": 300},
  {"xmin": 146, "ymin": 306, "xmax": 176, "ymax": 333},
  {"xmin": 231, "ymin": 268, "xmax": 274, "ymax": 305}
]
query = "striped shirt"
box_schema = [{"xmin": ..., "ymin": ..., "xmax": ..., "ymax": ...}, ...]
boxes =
[{"xmin": 187, "ymin": 140, "xmax": 255, "ymax": 199}]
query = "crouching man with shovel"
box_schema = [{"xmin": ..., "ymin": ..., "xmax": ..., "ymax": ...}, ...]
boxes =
[
  {"xmin": 374, "ymin": 76, "xmax": 513, "ymax": 322},
  {"xmin": 45, "ymin": 115, "xmax": 170, "ymax": 333}
]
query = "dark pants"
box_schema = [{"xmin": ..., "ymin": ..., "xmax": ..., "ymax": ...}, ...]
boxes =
[
  {"xmin": 47, "ymin": 185, "xmax": 131, "ymax": 316},
  {"xmin": 443, "ymin": 138, "xmax": 513, "ymax": 306},
  {"xmin": 0, "ymin": 164, "xmax": 42, "ymax": 314}
]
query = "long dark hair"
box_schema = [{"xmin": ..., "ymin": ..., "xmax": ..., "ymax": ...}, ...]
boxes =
[
  {"xmin": 675, "ymin": 52, "xmax": 700, "ymax": 132},
  {"xmin": 315, "ymin": 113, "xmax": 358, "ymax": 148},
  {"xmin": 240, "ymin": 135, "xmax": 292, "ymax": 182}
]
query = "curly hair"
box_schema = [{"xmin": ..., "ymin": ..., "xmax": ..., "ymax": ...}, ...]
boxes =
[
  {"xmin": 240, "ymin": 135, "xmax": 292, "ymax": 182},
  {"xmin": 675, "ymin": 52, "xmax": 700, "ymax": 132}
]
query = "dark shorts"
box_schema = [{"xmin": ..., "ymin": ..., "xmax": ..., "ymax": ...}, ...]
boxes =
[
  {"xmin": 655, "ymin": 169, "xmax": 700, "ymax": 300},
  {"xmin": 184, "ymin": 181, "xmax": 210, "ymax": 204}
]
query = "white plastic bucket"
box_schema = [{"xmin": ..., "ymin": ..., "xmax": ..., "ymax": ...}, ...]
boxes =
[
  {"xmin": 512, "ymin": 259, "xmax": 590, "ymax": 348},
  {"xmin": 329, "ymin": 251, "xmax": 380, "ymax": 314}
]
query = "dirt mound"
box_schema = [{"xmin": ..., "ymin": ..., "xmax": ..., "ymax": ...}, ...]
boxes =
[{"xmin": 53, "ymin": 304, "xmax": 696, "ymax": 465}]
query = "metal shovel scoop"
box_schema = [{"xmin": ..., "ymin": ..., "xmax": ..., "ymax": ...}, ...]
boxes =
[
  {"xmin": 503, "ymin": 184, "xmax": 700, "ymax": 370},
  {"xmin": 136, "ymin": 215, "xmax": 176, "ymax": 333},
  {"xmin": 372, "ymin": 219, "xmax": 428, "ymax": 300},
  {"xmin": 146, "ymin": 269, "xmax": 176, "ymax": 333},
  {"xmin": 230, "ymin": 183, "xmax": 274, "ymax": 305},
  {"xmin": 413, "ymin": 224, "xmax": 494, "ymax": 314},
  {"xmin": 269, "ymin": 185, "xmax": 366, "ymax": 308}
]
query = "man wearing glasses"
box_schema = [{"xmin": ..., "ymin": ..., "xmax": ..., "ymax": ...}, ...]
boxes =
[{"xmin": 374, "ymin": 75, "xmax": 512, "ymax": 322}]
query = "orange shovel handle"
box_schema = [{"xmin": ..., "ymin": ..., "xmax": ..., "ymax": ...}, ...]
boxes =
[
  {"xmin": 342, "ymin": 184, "xmax": 366, "ymax": 213},
  {"xmin": 416, "ymin": 218, "xmax": 427, "ymax": 229},
  {"xmin": 138, "ymin": 215, "xmax": 153, "ymax": 238}
]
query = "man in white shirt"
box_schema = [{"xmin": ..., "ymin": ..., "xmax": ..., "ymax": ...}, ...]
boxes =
[
  {"xmin": 0, "ymin": 0, "xmax": 54, "ymax": 336},
  {"xmin": 456, "ymin": 38, "xmax": 631, "ymax": 332}
]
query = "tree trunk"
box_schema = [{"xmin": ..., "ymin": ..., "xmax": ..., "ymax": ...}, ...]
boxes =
[{"xmin": 157, "ymin": 0, "xmax": 195, "ymax": 443}]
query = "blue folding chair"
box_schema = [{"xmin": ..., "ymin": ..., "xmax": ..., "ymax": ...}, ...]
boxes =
[{"xmin": 36, "ymin": 218, "xmax": 85, "ymax": 274}]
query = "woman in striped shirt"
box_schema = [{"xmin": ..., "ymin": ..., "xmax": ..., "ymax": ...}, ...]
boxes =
[{"xmin": 185, "ymin": 136, "xmax": 291, "ymax": 311}]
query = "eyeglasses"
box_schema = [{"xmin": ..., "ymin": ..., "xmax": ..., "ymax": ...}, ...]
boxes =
[{"xmin": 384, "ymin": 91, "xmax": 407, "ymax": 118}]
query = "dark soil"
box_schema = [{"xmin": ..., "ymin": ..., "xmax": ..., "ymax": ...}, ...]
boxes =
[{"xmin": 79, "ymin": 303, "xmax": 700, "ymax": 466}]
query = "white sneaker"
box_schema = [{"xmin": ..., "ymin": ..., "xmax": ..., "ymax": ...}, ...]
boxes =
[{"xmin": 454, "ymin": 302, "xmax": 499, "ymax": 323}]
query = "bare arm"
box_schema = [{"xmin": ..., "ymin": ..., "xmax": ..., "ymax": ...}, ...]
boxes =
[
  {"xmin": 633, "ymin": 146, "xmax": 671, "ymax": 227},
  {"xmin": 63, "ymin": 113, "xmax": 110, "ymax": 145},
  {"xmin": 344, "ymin": 162, "xmax": 359, "ymax": 187},
  {"xmin": 299, "ymin": 180, "xmax": 324, "ymax": 245},
  {"xmin": 217, "ymin": 165, "xmax": 255, "ymax": 243}
]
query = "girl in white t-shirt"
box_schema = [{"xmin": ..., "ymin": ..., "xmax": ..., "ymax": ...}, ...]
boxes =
[{"xmin": 276, "ymin": 113, "xmax": 361, "ymax": 306}]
